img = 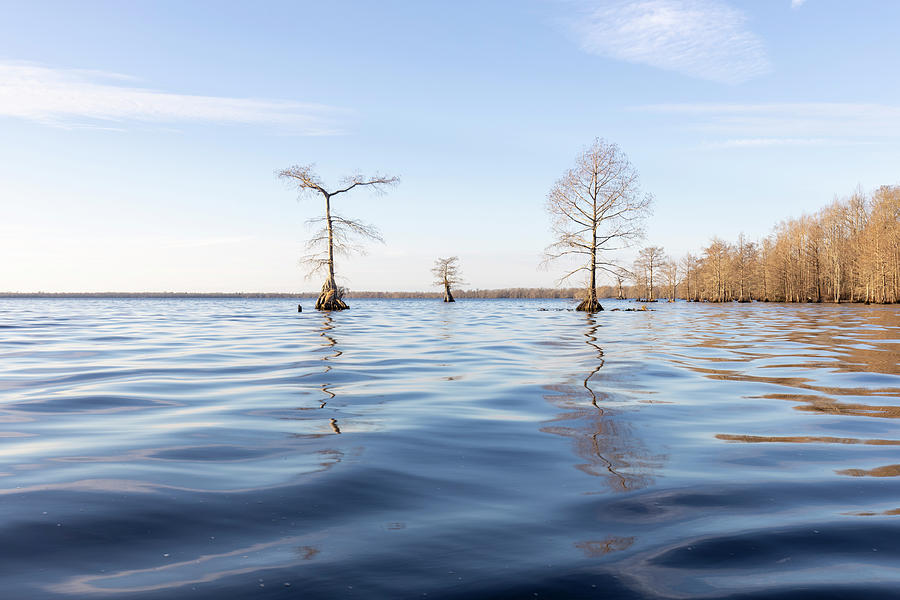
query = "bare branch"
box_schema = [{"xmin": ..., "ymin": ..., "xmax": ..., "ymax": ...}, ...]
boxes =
[
  {"xmin": 333, "ymin": 173, "xmax": 400, "ymax": 197},
  {"xmin": 277, "ymin": 164, "xmax": 327, "ymax": 198}
]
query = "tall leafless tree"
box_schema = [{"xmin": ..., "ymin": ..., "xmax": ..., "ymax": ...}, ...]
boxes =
[
  {"xmin": 661, "ymin": 255, "xmax": 679, "ymax": 301},
  {"xmin": 680, "ymin": 252, "xmax": 698, "ymax": 301},
  {"xmin": 734, "ymin": 232, "xmax": 757, "ymax": 302},
  {"xmin": 703, "ymin": 237, "xmax": 730, "ymax": 302},
  {"xmin": 634, "ymin": 246, "xmax": 666, "ymax": 301},
  {"xmin": 544, "ymin": 138, "xmax": 653, "ymax": 311},
  {"xmin": 432, "ymin": 256, "xmax": 465, "ymax": 302},
  {"xmin": 278, "ymin": 164, "xmax": 399, "ymax": 310}
]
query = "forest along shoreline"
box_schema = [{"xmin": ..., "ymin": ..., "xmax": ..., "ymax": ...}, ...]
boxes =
[{"xmin": 2, "ymin": 291, "xmax": 897, "ymax": 304}]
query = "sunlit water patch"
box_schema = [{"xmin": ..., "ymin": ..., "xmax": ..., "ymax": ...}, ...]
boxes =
[{"xmin": 0, "ymin": 298, "xmax": 898, "ymax": 599}]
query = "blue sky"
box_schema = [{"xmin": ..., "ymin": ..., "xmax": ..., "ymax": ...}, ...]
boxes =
[{"xmin": 1, "ymin": 0, "xmax": 898, "ymax": 292}]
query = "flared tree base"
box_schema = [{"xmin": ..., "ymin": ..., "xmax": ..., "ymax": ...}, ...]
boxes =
[
  {"xmin": 443, "ymin": 288, "xmax": 455, "ymax": 303},
  {"xmin": 576, "ymin": 298, "xmax": 603, "ymax": 312},
  {"xmin": 315, "ymin": 281, "xmax": 349, "ymax": 311},
  {"xmin": 316, "ymin": 295, "xmax": 349, "ymax": 310}
]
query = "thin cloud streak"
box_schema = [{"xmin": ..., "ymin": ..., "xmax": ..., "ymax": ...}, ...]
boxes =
[
  {"xmin": 0, "ymin": 61, "xmax": 346, "ymax": 133},
  {"xmin": 705, "ymin": 138, "xmax": 863, "ymax": 149},
  {"xmin": 635, "ymin": 102, "xmax": 900, "ymax": 139},
  {"xmin": 566, "ymin": 0, "xmax": 770, "ymax": 84}
]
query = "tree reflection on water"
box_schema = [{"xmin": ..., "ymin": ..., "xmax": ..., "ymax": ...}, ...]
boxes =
[
  {"xmin": 540, "ymin": 314, "xmax": 666, "ymax": 559},
  {"xmin": 319, "ymin": 314, "xmax": 341, "ymax": 433},
  {"xmin": 542, "ymin": 314, "xmax": 665, "ymax": 492}
]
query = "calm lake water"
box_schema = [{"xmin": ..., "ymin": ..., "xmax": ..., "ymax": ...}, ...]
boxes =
[{"xmin": 1, "ymin": 298, "xmax": 898, "ymax": 599}]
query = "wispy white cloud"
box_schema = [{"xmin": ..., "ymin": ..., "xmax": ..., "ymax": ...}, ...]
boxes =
[
  {"xmin": 791, "ymin": 0, "xmax": 807, "ymax": 9},
  {"xmin": 706, "ymin": 137, "xmax": 853, "ymax": 149},
  {"xmin": 0, "ymin": 61, "xmax": 345, "ymax": 133},
  {"xmin": 636, "ymin": 102, "xmax": 900, "ymax": 142},
  {"xmin": 565, "ymin": 0, "xmax": 770, "ymax": 84}
]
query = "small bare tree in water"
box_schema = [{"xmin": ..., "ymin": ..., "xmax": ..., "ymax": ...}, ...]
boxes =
[
  {"xmin": 278, "ymin": 164, "xmax": 399, "ymax": 310},
  {"xmin": 432, "ymin": 256, "xmax": 465, "ymax": 302},
  {"xmin": 544, "ymin": 138, "xmax": 653, "ymax": 311}
]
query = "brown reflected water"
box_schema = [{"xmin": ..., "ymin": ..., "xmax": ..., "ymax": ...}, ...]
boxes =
[
  {"xmin": 845, "ymin": 508, "xmax": 900, "ymax": 516},
  {"xmin": 741, "ymin": 393, "xmax": 900, "ymax": 419},
  {"xmin": 716, "ymin": 434, "xmax": 900, "ymax": 446},
  {"xmin": 576, "ymin": 536, "xmax": 635, "ymax": 557},
  {"xmin": 656, "ymin": 307, "xmax": 899, "ymax": 425},
  {"xmin": 837, "ymin": 464, "xmax": 900, "ymax": 477},
  {"xmin": 672, "ymin": 362, "xmax": 897, "ymax": 398}
]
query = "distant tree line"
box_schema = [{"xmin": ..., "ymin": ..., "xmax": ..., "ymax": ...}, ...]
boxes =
[
  {"xmin": 0, "ymin": 292, "xmax": 303, "ymax": 298},
  {"xmin": 0, "ymin": 289, "xmax": 586, "ymax": 300},
  {"xmin": 625, "ymin": 185, "xmax": 899, "ymax": 304},
  {"xmin": 343, "ymin": 288, "xmax": 584, "ymax": 299}
]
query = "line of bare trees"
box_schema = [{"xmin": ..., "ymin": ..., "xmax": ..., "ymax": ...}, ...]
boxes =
[
  {"xmin": 279, "ymin": 147, "xmax": 895, "ymax": 312},
  {"xmin": 281, "ymin": 137, "xmax": 654, "ymax": 312},
  {"xmin": 625, "ymin": 186, "xmax": 899, "ymax": 304}
]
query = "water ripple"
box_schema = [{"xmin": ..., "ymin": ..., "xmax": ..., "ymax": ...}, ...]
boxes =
[{"xmin": 0, "ymin": 298, "xmax": 896, "ymax": 598}]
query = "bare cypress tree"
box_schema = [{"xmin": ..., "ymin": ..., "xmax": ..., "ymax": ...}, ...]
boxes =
[
  {"xmin": 613, "ymin": 266, "xmax": 632, "ymax": 299},
  {"xmin": 634, "ymin": 246, "xmax": 666, "ymax": 301},
  {"xmin": 544, "ymin": 138, "xmax": 653, "ymax": 311},
  {"xmin": 432, "ymin": 256, "xmax": 465, "ymax": 302},
  {"xmin": 661, "ymin": 256, "xmax": 679, "ymax": 301},
  {"xmin": 680, "ymin": 253, "xmax": 698, "ymax": 301},
  {"xmin": 278, "ymin": 164, "xmax": 399, "ymax": 310},
  {"xmin": 703, "ymin": 238, "xmax": 731, "ymax": 302}
]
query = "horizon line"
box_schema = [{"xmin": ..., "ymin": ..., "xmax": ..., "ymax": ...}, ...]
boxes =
[{"xmin": 0, "ymin": 288, "xmax": 589, "ymax": 299}]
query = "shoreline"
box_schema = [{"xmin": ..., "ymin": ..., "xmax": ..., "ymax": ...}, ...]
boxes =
[{"xmin": 0, "ymin": 292, "xmax": 895, "ymax": 305}]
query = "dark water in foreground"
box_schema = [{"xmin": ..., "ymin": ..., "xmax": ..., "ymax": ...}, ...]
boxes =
[{"xmin": 1, "ymin": 298, "xmax": 898, "ymax": 599}]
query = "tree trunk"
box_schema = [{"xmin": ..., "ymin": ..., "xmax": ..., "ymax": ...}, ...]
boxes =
[
  {"xmin": 443, "ymin": 282, "xmax": 455, "ymax": 303},
  {"xmin": 316, "ymin": 193, "xmax": 349, "ymax": 311},
  {"xmin": 577, "ymin": 230, "xmax": 602, "ymax": 311},
  {"xmin": 834, "ymin": 263, "xmax": 841, "ymax": 303},
  {"xmin": 315, "ymin": 277, "xmax": 348, "ymax": 311},
  {"xmin": 576, "ymin": 294, "xmax": 602, "ymax": 312}
]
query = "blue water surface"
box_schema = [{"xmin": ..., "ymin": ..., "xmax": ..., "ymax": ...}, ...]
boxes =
[{"xmin": 0, "ymin": 298, "xmax": 898, "ymax": 599}]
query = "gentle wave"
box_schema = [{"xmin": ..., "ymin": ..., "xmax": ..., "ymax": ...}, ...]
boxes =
[{"xmin": 0, "ymin": 298, "xmax": 897, "ymax": 598}]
